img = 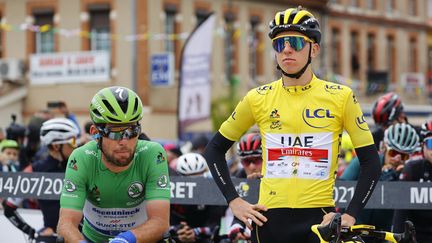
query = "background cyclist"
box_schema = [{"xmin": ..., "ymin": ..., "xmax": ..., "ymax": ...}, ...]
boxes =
[
  {"xmin": 57, "ymin": 86, "xmax": 170, "ymax": 243},
  {"xmin": 393, "ymin": 119, "xmax": 432, "ymax": 243}
]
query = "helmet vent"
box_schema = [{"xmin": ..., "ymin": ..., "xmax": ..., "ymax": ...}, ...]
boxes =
[
  {"xmin": 133, "ymin": 97, "xmax": 139, "ymax": 113},
  {"xmin": 102, "ymin": 99, "xmax": 118, "ymax": 116}
]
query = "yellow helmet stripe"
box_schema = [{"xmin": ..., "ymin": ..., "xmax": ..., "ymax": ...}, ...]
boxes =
[
  {"xmin": 283, "ymin": 8, "xmax": 295, "ymax": 24},
  {"xmin": 292, "ymin": 10, "xmax": 315, "ymax": 24},
  {"xmin": 275, "ymin": 12, "xmax": 281, "ymax": 25}
]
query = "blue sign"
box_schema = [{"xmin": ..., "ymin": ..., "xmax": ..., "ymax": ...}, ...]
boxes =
[{"xmin": 150, "ymin": 52, "xmax": 174, "ymax": 86}]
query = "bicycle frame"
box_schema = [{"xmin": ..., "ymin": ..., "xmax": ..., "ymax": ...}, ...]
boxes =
[{"xmin": 311, "ymin": 213, "xmax": 417, "ymax": 243}]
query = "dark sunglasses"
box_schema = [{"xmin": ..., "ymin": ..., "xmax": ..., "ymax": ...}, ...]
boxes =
[
  {"xmin": 97, "ymin": 125, "xmax": 141, "ymax": 140},
  {"xmin": 387, "ymin": 147, "xmax": 410, "ymax": 161},
  {"xmin": 424, "ymin": 138, "xmax": 432, "ymax": 149},
  {"xmin": 241, "ymin": 157, "xmax": 263, "ymax": 166},
  {"xmin": 272, "ymin": 35, "xmax": 313, "ymax": 53}
]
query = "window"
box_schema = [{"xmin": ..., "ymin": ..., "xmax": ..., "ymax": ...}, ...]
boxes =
[
  {"xmin": 387, "ymin": 35, "xmax": 396, "ymax": 82},
  {"xmin": 386, "ymin": 0, "xmax": 395, "ymax": 14},
  {"xmin": 408, "ymin": 0, "xmax": 417, "ymax": 16},
  {"xmin": 331, "ymin": 28, "xmax": 341, "ymax": 74},
  {"xmin": 366, "ymin": 0, "xmax": 376, "ymax": 10},
  {"xmin": 34, "ymin": 10, "xmax": 54, "ymax": 53},
  {"xmin": 350, "ymin": 0, "xmax": 359, "ymax": 8},
  {"xmin": 196, "ymin": 9, "xmax": 210, "ymax": 26},
  {"xmin": 350, "ymin": 31, "xmax": 360, "ymax": 77},
  {"xmin": 164, "ymin": 5, "xmax": 176, "ymax": 54},
  {"xmin": 89, "ymin": 5, "xmax": 111, "ymax": 51},
  {"xmin": 249, "ymin": 16, "xmax": 261, "ymax": 85},
  {"xmin": 409, "ymin": 37, "xmax": 418, "ymax": 72},
  {"xmin": 224, "ymin": 11, "xmax": 235, "ymax": 82},
  {"xmin": 367, "ymin": 33, "xmax": 376, "ymax": 71}
]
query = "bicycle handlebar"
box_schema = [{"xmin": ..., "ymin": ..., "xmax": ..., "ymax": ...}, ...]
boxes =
[{"xmin": 311, "ymin": 213, "xmax": 417, "ymax": 243}]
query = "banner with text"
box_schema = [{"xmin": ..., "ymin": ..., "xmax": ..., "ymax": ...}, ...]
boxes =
[
  {"xmin": 178, "ymin": 13, "xmax": 216, "ymax": 140},
  {"xmin": 0, "ymin": 173, "xmax": 431, "ymax": 209},
  {"xmin": 30, "ymin": 51, "xmax": 110, "ymax": 85}
]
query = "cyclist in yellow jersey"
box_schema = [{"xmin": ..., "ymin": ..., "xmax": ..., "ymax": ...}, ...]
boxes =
[{"xmin": 203, "ymin": 6, "xmax": 381, "ymax": 243}]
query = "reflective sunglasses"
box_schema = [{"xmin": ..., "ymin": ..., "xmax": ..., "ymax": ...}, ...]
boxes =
[
  {"xmin": 241, "ymin": 156, "xmax": 263, "ymax": 166},
  {"xmin": 98, "ymin": 125, "xmax": 141, "ymax": 140},
  {"xmin": 386, "ymin": 147, "xmax": 410, "ymax": 161},
  {"xmin": 272, "ymin": 35, "xmax": 313, "ymax": 53},
  {"xmin": 424, "ymin": 138, "xmax": 432, "ymax": 150}
]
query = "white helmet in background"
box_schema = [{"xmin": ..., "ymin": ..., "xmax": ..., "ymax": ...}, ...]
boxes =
[
  {"xmin": 40, "ymin": 118, "xmax": 79, "ymax": 146},
  {"xmin": 176, "ymin": 153, "xmax": 207, "ymax": 176}
]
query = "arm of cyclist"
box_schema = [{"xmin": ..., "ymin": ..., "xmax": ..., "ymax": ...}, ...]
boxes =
[
  {"xmin": 57, "ymin": 208, "xmax": 85, "ymax": 242},
  {"xmin": 110, "ymin": 200, "xmax": 170, "ymax": 243},
  {"xmin": 203, "ymin": 132, "xmax": 267, "ymax": 230},
  {"xmin": 2, "ymin": 198, "xmax": 36, "ymax": 239},
  {"xmin": 343, "ymin": 144, "xmax": 381, "ymax": 225}
]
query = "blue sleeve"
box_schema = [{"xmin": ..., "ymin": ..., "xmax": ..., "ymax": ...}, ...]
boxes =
[{"xmin": 339, "ymin": 157, "xmax": 361, "ymax": 181}]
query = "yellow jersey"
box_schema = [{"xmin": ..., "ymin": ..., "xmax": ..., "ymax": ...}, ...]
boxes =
[{"xmin": 219, "ymin": 75, "xmax": 374, "ymax": 209}]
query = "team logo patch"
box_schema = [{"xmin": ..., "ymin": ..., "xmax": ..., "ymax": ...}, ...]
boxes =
[
  {"xmin": 270, "ymin": 109, "xmax": 280, "ymax": 119},
  {"xmin": 270, "ymin": 121, "xmax": 282, "ymax": 130},
  {"xmin": 235, "ymin": 182, "xmax": 250, "ymax": 197},
  {"xmin": 64, "ymin": 180, "xmax": 76, "ymax": 192},
  {"xmin": 324, "ymin": 84, "xmax": 343, "ymax": 94},
  {"xmin": 256, "ymin": 85, "xmax": 273, "ymax": 95},
  {"xmin": 68, "ymin": 158, "xmax": 78, "ymax": 171},
  {"xmin": 157, "ymin": 175, "xmax": 168, "ymax": 188},
  {"xmin": 128, "ymin": 182, "xmax": 144, "ymax": 198},
  {"xmin": 156, "ymin": 152, "xmax": 166, "ymax": 164},
  {"xmin": 302, "ymin": 108, "xmax": 333, "ymax": 129},
  {"xmin": 355, "ymin": 115, "xmax": 369, "ymax": 131}
]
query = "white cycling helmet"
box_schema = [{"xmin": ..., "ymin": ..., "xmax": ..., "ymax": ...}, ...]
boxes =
[
  {"xmin": 40, "ymin": 118, "xmax": 79, "ymax": 146},
  {"xmin": 384, "ymin": 123, "xmax": 419, "ymax": 154},
  {"xmin": 176, "ymin": 153, "xmax": 207, "ymax": 176}
]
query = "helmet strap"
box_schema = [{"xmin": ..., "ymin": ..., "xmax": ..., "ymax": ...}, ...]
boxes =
[{"xmin": 277, "ymin": 42, "xmax": 312, "ymax": 79}]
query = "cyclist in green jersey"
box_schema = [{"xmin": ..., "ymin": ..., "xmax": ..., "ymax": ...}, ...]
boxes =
[{"xmin": 57, "ymin": 86, "xmax": 171, "ymax": 243}]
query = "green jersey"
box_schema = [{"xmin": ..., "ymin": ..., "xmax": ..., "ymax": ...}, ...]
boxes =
[{"xmin": 60, "ymin": 140, "xmax": 170, "ymax": 242}]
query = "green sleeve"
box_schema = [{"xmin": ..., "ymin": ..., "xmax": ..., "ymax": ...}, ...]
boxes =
[
  {"xmin": 143, "ymin": 142, "xmax": 171, "ymax": 201},
  {"xmin": 60, "ymin": 147, "xmax": 90, "ymax": 210}
]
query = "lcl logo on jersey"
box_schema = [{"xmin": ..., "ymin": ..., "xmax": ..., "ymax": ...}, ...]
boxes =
[
  {"xmin": 355, "ymin": 115, "xmax": 369, "ymax": 131},
  {"xmin": 302, "ymin": 108, "xmax": 334, "ymax": 128},
  {"xmin": 256, "ymin": 85, "xmax": 273, "ymax": 95},
  {"xmin": 324, "ymin": 84, "xmax": 343, "ymax": 94}
]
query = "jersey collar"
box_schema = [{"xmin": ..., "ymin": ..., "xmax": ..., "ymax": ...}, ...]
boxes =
[{"xmin": 281, "ymin": 74, "xmax": 318, "ymax": 94}]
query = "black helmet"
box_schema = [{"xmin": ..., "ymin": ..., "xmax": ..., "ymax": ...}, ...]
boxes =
[{"xmin": 268, "ymin": 6, "xmax": 321, "ymax": 44}]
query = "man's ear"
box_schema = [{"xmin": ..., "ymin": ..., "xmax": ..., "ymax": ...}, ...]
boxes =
[
  {"xmin": 89, "ymin": 125, "xmax": 101, "ymax": 139},
  {"xmin": 311, "ymin": 43, "xmax": 320, "ymax": 58}
]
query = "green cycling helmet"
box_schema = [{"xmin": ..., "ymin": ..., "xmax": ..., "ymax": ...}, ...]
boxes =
[
  {"xmin": 1, "ymin": 139, "xmax": 19, "ymax": 151},
  {"xmin": 90, "ymin": 86, "xmax": 143, "ymax": 124}
]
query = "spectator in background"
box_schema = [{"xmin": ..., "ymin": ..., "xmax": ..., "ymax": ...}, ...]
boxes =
[
  {"xmin": 234, "ymin": 132, "xmax": 263, "ymax": 179},
  {"xmin": 337, "ymin": 133, "xmax": 356, "ymax": 177},
  {"xmin": 164, "ymin": 143, "xmax": 183, "ymax": 174},
  {"xmin": 191, "ymin": 135, "xmax": 209, "ymax": 154},
  {"xmin": 2, "ymin": 118, "xmax": 79, "ymax": 240},
  {"xmin": 170, "ymin": 153, "xmax": 226, "ymax": 243},
  {"xmin": 0, "ymin": 139, "xmax": 20, "ymax": 172},
  {"xmin": 371, "ymin": 92, "xmax": 407, "ymax": 150},
  {"xmin": 393, "ymin": 119, "xmax": 432, "ymax": 242},
  {"xmin": 25, "ymin": 109, "xmax": 53, "ymax": 168},
  {"xmin": 0, "ymin": 127, "xmax": 5, "ymax": 142},
  {"xmin": 340, "ymin": 123, "xmax": 419, "ymax": 240},
  {"xmin": 5, "ymin": 114, "xmax": 27, "ymax": 170},
  {"xmin": 47, "ymin": 101, "xmax": 81, "ymax": 137}
]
